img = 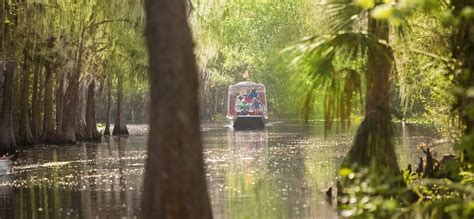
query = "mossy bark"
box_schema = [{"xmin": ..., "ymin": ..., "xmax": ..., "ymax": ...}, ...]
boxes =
[
  {"xmin": 18, "ymin": 48, "xmax": 38, "ymax": 146},
  {"xmin": 75, "ymin": 81, "xmax": 87, "ymax": 140},
  {"xmin": 112, "ymin": 75, "xmax": 128, "ymax": 135},
  {"xmin": 55, "ymin": 72, "xmax": 64, "ymax": 134},
  {"xmin": 0, "ymin": 61, "xmax": 17, "ymax": 155},
  {"xmin": 42, "ymin": 64, "xmax": 55, "ymax": 142},
  {"xmin": 84, "ymin": 80, "xmax": 101, "ymax": 141},
  {"xmin": 31, "ymin": 63, "xmax": 41, "ymax": 139},
  {"xmin": 54, "ymin": 70, "xmax": 79, "ymax": 144}
]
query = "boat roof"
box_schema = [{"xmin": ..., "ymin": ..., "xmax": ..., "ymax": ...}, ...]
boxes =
[{"xmin": 228, "ymin": 81, "xmax": 265, "ymax": 90}]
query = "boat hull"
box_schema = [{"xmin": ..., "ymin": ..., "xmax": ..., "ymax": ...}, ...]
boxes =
[{"xmin": 232, "ymin": 116, "xmax": 265, "ymax": 130}]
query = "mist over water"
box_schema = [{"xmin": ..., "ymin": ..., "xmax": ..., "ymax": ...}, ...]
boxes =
[{"xmin": 0, "ymin": 122, "xmax": 452, "ymax": 218}]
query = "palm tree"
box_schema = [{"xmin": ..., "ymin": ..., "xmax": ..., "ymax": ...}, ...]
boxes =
[
  {"xmin": 142, "ymin": 0, "xmax": 213, "ymax": 218},
  {"xmin": 294, "ymin": 0, "xmax": 400, "ymax": 174}
]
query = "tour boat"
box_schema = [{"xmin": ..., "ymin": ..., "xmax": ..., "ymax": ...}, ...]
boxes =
[
  {"xmin": 227, "ymin": 81, "xmax": 268, "ymax": 130},
  {"xmin": 0, "ymin": 152, "xmax": 17, "ymax": 175}
]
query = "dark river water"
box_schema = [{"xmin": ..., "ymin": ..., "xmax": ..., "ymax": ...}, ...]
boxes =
[{"xmin": 0, "ymin": 122, "xmax": 453, "ymax": 218}]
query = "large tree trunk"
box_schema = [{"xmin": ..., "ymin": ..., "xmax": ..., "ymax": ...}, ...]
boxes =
[
  {"xmin": 55, "ymin": 72, "xmax": 64, "ymax": 133},
  {"xmin": 84, "ymin": 80, "xmax": 100, "ymax": 141},
  {"xmin": 142, "ymin": 0, "xmax": 213, "ymax": 218},
  {"xmin": 104, "ymin": 76, "xmax": 112, "ymax": 135},
  {"xmin": 0, "ymin": 61, "xmax": 17, "ymax": 156},
  {"xmin": 55, "ymin": 71, "xmax": 79, "ymax": 144},
  {"xmin": 55, "ymin": 24, "xmax": 86, "ymax": 144},
  {"xmin": 344, "ymin": 17, "xmax": 400, "ymax": 174},
  {"xmin": 42, "ymin": 64, "xmax": 55, "ymax": 142},
  {"xmin": 75, "ymin": 81, "xmax": 87, "ymax": 140},
  {"xmin": 31, "ymin": 62, "xmax": 41, "ymax": 139},
  {"xmin": 112, "ymin": 75, "xmax": 128, "ymax": 135},
  {"xmin": 18, "ymin": 48, "xmax": 37, "ymax": 146}
]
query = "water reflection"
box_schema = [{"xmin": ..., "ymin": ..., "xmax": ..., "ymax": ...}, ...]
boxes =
[
  {"xmin": 395, "ymin": 123, "xmax": 453, "ymax": 169},
  {"xmin": 7, "ymin": 135, "xmax": 146, "ymax": 218},
  {"xmin": 205, "ymin": 126, "xmax": 339, "ymax": 218},
  {"xmin": 0, "ymin": 174, "xmax": 14, "ymax": 218},
  {"xmin": 0, "ymin": 123, "xmax": 454, "ymax": 218}
]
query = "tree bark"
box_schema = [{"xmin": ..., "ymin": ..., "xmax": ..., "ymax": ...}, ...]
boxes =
[
  {"xmin": 54, "ymin": 71, "xmax": 79, "ymax": 144},
  {"xmin": 31, "ymin": 62, "xmax": 41, "ymax": 139},
  {"xmin": 55, "ymin": 24, "xmax": 86, "ymax": 144},
  {"xmin": 42, "ymin": 63, "xmax": 55, "ymax": 142},
  {"xmin": 112, "ymin": 75, "xmax": 128, "ymax": 135},
  {"xmin": 0, "ymin": 63, "xmax": 4, "ymax": 112},
  {"xmin": 0, "ymin": 61, "xmax": 17, "ymax": 155},
  {"xmin": 18, "ymin": 48, "xmax": 37, "ymax": 146},
  {"xmin": 75, "ymin": 81, "xmax": 87, "ymax": 140},
  {"xmin": 142, "ymin": 0, "xmax": 213, "ymax": 218},
  {"xmin": 55, "ymin": 72, "xmax": 64, "ymax": 133},
  {"xmin": 104, "ymin": 76, "xmax": 112, "ymax": 135},
  {"xmin": 84, "ymin": 80, "xmax": 100, "ymax": 141},
  {"xmin": 344, "ymin": 17, "xmax": 400, "ymax": 174}
]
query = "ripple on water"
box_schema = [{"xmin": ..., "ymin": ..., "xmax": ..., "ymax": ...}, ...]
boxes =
[{"xmin": 0, "ymin": 122, "xmax": 451, "ymax": 219}]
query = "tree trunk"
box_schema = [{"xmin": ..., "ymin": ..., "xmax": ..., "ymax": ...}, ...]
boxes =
[
  {"xmin": 0, "ymin": 61, "xmax": 17, "ymax": 156},
  {"xmin": 75, "ymin": 81, "xmax": 87, "ymax": 140},
  {"xmin": 142, "ymin": 0, "xmax": 213, "ymax": 218},
  {"xmin": 84, "ymin": 80, "xmax": 100, "ymax": 141},
  {"xmin": 344, "ymin": 17, "xmax": 400, "ymax": 174},
  {"xmin": 42, "ymin": 63, "xmax": 55, "ymax": 142},
  {"xmin": 31, "ymin": 62, "xmax": 41, "ymax": 139},
  {"xmin": 0, "ymin": 64, "xmax": 4, "ymax": 111},
  {"xmin": 18, "ymin": 48, "xmax": 37, "ymax": 146},
  {"xmin": 55, "ymin": 72, "xmax": 64, "ymax": 133},
  {"xmin": 55, "ymin": 71, "xmax": 79, "ymax": 144},
  {"xmin": 104, "ymin": 76, "xmax": 112, "ymax": 135},
  {"xmin": 112, "ymin": 75, "xmax": 128, "ymax": 135},
  {"xmin": 55, "ymin": 24, "xmax": 86, "ymax": 144}
]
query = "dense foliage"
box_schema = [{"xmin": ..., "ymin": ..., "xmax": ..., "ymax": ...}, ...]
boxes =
[
  {"xmin": 0, "ymin": 0, "xmax": 147, "ymax": 153},
  {"xmin": 1, "ymin": 0, "xmax": 474, "ymax": 218},
  {"xmin": 191, "ymin": 0, "xmax": 324, "ymax": 120}
]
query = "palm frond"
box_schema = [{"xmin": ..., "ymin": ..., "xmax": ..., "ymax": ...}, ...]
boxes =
[
  {"xmin": 290, "ymin": 30, "xmax": 393, "ymax": 128},
  {"xmin": 323, "ymin": 0, "xmax": 361, "ymax": 32}
]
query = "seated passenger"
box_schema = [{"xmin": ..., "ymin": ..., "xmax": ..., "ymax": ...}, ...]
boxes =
[
  {"xmin": 235, "ymin": 96, "xmax": 245, "ymax": 113},
  {"xmin": 252, "ymin": 99, "xmax": 263, "ymax": 114},
  {"xmin": 248, "ymin": 89, "xmax": 259, "ymax": 100}
]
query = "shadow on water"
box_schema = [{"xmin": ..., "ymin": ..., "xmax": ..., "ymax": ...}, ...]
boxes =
[
  {"xmin": 3, "ymin": 134, "xmax": 146, "ymax": 218},
  {"xmin": 0, "ymin": 123, "xmax": 453, "ymax": 218}
]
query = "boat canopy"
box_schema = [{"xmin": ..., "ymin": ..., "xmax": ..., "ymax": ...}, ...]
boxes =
[{"xmin": 227, "ymin": 81, "xmax": 268, "ymax": 120}]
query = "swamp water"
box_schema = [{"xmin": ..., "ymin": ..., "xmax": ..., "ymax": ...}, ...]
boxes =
[{"xmin": 0, "ymin": 122, "xmax": 452, "ymax": 218}]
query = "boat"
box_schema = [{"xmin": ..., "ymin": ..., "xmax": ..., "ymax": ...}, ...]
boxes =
[
  {"xmin": 0, "ymin": 152, "xmax": 18, "ymax": 175},
  {"xmin": 227, "ymin": 81, "xmax": 268, "ymax": 130}
]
